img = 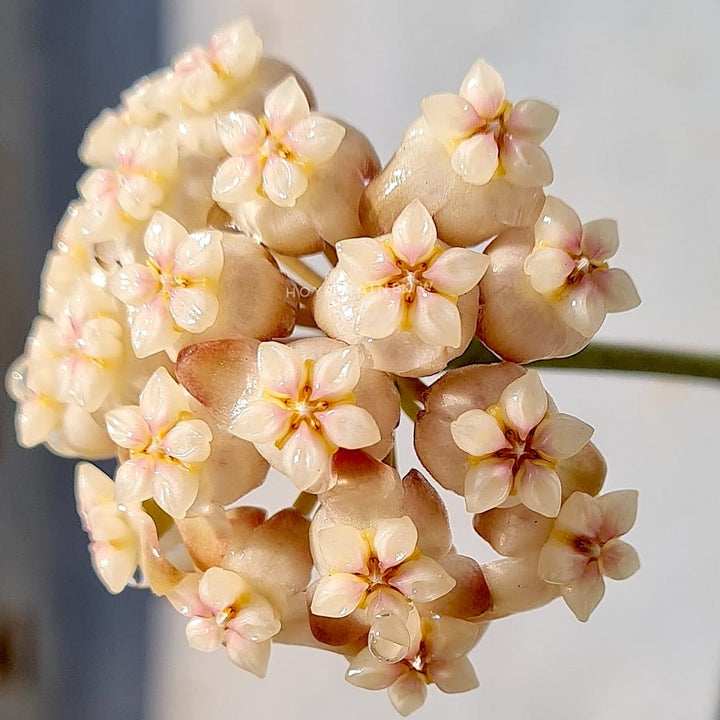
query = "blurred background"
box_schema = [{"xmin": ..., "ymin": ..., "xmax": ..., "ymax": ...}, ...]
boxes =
[{"xmin": 1, "ymin": 1, "xmax": 719, "ymax": 719}]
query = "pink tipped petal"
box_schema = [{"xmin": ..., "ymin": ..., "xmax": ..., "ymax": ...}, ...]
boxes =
[
  {"xmin": 409, "ymin": 289, "xmax": 462, "ymax": 348},
  {"xmin": 111, "ymin": 264, "xmax": 159, "ymax": 305},
  {"xmin": 186, "ymin": 617, "xmax": 224, "ymax": 652},
  {"xmin": 212, "ymin": 155, "xmax": 262, "ymax": 203},
  {"xmin": 225, "ymin": 633, "xmax": 271, "ymax": 678},
  {"xmin": 533, "ymin": 413, "xmax": 594, "ymax": 460},
  {"xmin": 114, "ymin": 456, "xmax": 154, "ymax": 504},
  {"xmin": 593, "ymin": 268, "xmax": 641, "ymax": 313},
  {"xmin": 318, "ymin": 405, "xmax": 380, "ymax": 450},
  {"xmin": 284, "ymin": 116, "xmax": 346, "ymax": 164},
  {"xmin": 460, "ymin": 59, "xmax": 505, "ymax": 119},
  {"xmin": 281, "ymin": 423, "xmax": 331, "ymax": 491},
  {"xmin": 499, "ymin": 370, "xmax": 548, "ymax": 440},
  {"xmin": 389, "ymin": 556, "xmax": 456, "ymax": 602},
  {"xmin": 423, "ymin": 248, "xmax": 489, "ymax": 296},
  {"xmin": 373, "ymin": 516, "xmax": 418, "ymax": 571},
  {"xmin": 144, "ymin": 212, "xmax": 186, "ymax": 270},
  {"xmin": 523, "ymin": 247, "xmax": 575, "ymax": 295},
  {"xmin": 356, "ymin": 289, "xmax": 404, "ymax": 339},
  {"xmin": 535, "ymin": 197, "xmax": 583, "ymax": 253},
  {"xmin": 130, "ymin": 300, "xmax": 179, "ymax": 359},
  {"xmin": 451, "ymin": 408, "xmax": 509, "ymax": 457},
  {"xmin": 507, "ymin": 100, "xmax": 559, "ymax": 143},
  {"xmin": 346, "ymin": 648, "xmax": 405, "ymax": 691},
  {"xmin": 599, "ymin": 538, "xmax": 640, "ymax": 580},
  {"xmin": 451, "ymin": 132, "xmax": 498, "ymax": 186},
  {"xmin": 264, "ymin": 76, "xmax": 310, "ymax": 137},
  {"xmin": 388, "ymin": 670, "xmax": 428, "ymax": 716},
  {"xmin": 556, "ymin": 274, "xmax": 607, "ymax": 337},
  {"xmin": 230, "ymin": 595, "xmax": 281, "ymax": 642},
  {"xmin": 311, "ymin": 573, "xmax": 368, "ymax": 618},
  {"xmin": 229, "ymin": 399, "xmax": 291, "ymax": 444},
  {"xmin": 199, "ymin": 567, "xmax": 248, "ymax": 612},
  {"xmin": 262, "ymin": 155, "xmax": 308, "ymax": 207},
  {"xmin": 336, "ymin": 238, "xmax": 400, "ymax": 285},
  {"xmin": 500, "ymin": 136, "xmax": 553, "ymax": 188},
  {"xmin": 160, "ymin": 419, "xmax": 212, "ymax": 463},
  {"xmin": 258, "ymin": 342, "xmax": 304, "ymax": 396},
  {"xmin": 390, "ymin": 200, "xmax": 438, "ymax": 267},
  {"xmin": 538, "ymin": 538, "xmax": 589, "ymax": 584},
  {"xmin": 153, "ymin": 461, "xmax": 198, "ymax": 519},
  {"xmin": 555, "ymin": 492, "xmax": 603, "ymax": 538},
  {"xmin": 430, "ymin": 657, "xmax": 479, "ymax": 694},
  {"xmin": 169, "ymin": 287, "xmax": 219, "ymax": 333},
  {"xmin": 515, "ymin": 460, "xmax": 562, "ymax": 517},
  {"xmin": 140, "ymin": 368, "xmax": 188, "ymax": 434},
  {"xmin": 105, "ymin": 406, "xmax": 151, "ymax": 450},
  {"xmin": 317, "ymin": 525, "xmax": 369, "ymax": 574},
  {"xmin": 596, "ymin": 489, "xmax": 639, "ymax": 540},
  {"xmin": 421, "ymin": 93, "xmax": 482, "ymax": 142},
  {"xmin": 310, "ymin": 346, "xmax": 362, "ymax": 401},
  {"xmin": 216, "ymin": 111, "xmax": 265, "ymax": 156},
  {"xmin": 581, "ymin": 219, "xmax": 619, "ymax": 261},
  {"xmin": 174, "ymin": 230, "xmax": 224, "ymax": 283},
  {"xmin": 562, "ymin": 561, "xmax": 605, "ymax": 622},
  {"xmin": 464, "ymin": 459, "xmax": 514, "ymax": 513}
]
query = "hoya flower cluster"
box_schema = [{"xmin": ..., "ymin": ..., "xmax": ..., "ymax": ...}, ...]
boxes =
[{"xmin": 5, "ymin": 21, "xmax": 641, "ymax": 716}]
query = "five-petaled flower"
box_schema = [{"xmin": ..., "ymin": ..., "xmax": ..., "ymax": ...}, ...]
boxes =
[
  {"xmin": 168, "ymin": 567, "xmax": 281, "ymax": 678},
  {"xmin": 450, "ymin": 370, "xmax": 594, "ymax": 517},
  {"xmin": 524, "ymin": 197, "xmax": 641, "ymax": 337},
  {"xmin": 105, "ymin": 367, "xmax": 212, "ymax": 519},
  {"xmin": 212, "ymin": 75, "xmax": 346, "ymax": 207},
  {"xmin": 336, "ymin": 200, "xmax": 488, "ymax": 349},
  {"xmin": 538, "ymin": 489, "xmax": 640, "ymax": 621},
  {"xmin": 110, "ymin": 211, "xmax": 224, "ymax": 359},
  {"xmin": 422, "ymin": 59, "xmax": 557, "ymax": 187}
]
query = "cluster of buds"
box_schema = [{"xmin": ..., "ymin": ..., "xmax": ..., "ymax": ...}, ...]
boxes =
[{"xmin": 5, "ymin": 20, "xmax": 641, "ymax": 716}]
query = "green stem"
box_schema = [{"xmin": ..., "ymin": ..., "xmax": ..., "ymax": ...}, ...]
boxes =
[
  {"xmin": 292, "ymin": 492, "xmax": 319, "ymax": 519},
  {"xmin": 394, "ymin": 376, "xmax": 426, "ymax": 421}
]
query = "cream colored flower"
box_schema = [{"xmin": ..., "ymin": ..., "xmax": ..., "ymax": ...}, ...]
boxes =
[
  {"xmin": 110, "ymin": 212, "xmax": 224, "ymax": 359},
  {"xmin": 422, "ymin": 59, "xmax": 557, "ymax": 187},
  {"xmin": 538, "ymin": 490, "xmax": 640, "ymax": 621},
  {"xmin": 213, "ymin": 76, "xmax": 345, "ymax": 207},
  {"xmin": 450, "ymin": 370, "xmax": 593, "ymax": 517},
  {"xmin": 105, "ymin": 367, "xmax": 212, "ymax": 519},
  {"xmin": 167, "ymin": 567, "xmax": 280, "ymax": 678},
  {"xmin": 524, "ymin": 197, "xmax": 641, "ymax": 337},
  {"xmin": 335, "ymin": 200, "xmax": 488, "ymax": 349}
]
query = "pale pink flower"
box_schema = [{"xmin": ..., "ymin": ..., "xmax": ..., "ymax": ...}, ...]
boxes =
[
  {"xmin": 450, "ymin": 370, "xmax": 593, "ymax": 517},
  {"xmin": 105, "ymin": 367, "xmax": 212, "ymax": 519},
  {"xmin": 110, "ymin": 212, "xmax": 224, "ymax": 359},
  {"xmin": 213, "ymin": 76, "xmax": 345, "ymax": 207},
  {"xmin": 538, "ymin": 490, "xmax": 640, "ymax": 621},
  {"xmin": 524, "ymin": 197, "xmax": 641, "ymax": 337},
  {"xmin": 311, "ymin": 516, "xmax": 455, "ymax": 662},
  {"xmin": 335, "ymin": 200, "xmax": 488, "ymax": 349},
  {"xmin": 422, "ymin": 59, "xmax": 557, "ymax": 187},
  {"xmin": 347, "ymin": 616, "xmax": 481, "ymax": 716},
  {"xmin": 167, "ymin": 567, "xmax": 280, "ymax": 678},
  {"xmin": 229, "ymin": 341, "xmax": 382, "ymax": 493},
  {"xmin": 207, "ymin": 20, "xmax": 263, "ymax": 79},
  {"xmin": 75, "ymin": 462, "xmax": 141, "ymax": 594}
]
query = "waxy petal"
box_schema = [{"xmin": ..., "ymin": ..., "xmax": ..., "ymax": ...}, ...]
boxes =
[
  {"xmin": 596, "ymin": 489, "xmax": 639, "ymax": 541},
  {"xmin": 556, "ymin": 274, "xmax": 607, "ymax": 337},
  {"xmin": 174, "ymin": 229, "xmax": 224, "ymax": 283},
  {"xmin": 311, "ymin": 345, "xmax": 362, "ymax": 401},
  {"xmin": 285, "ymin": 115, "xmax": 346, "ymax": 164},
  {"xmin": 140, "ymin": 368, "xmax": 189, "ymax": 435},
  {"xmin": 460, "ymin": 59, "xmax": 505, "ymax": 119},
  {"xmin": 153, "ymin": 461, "xmax": 198, "ymax": 518},
  {"xmin": 368, "ymin": 613, "xmax": 412, "ymax": 664},
  {"xmin": 208, "ymin": 20, "xmax": 262, "ymax": 78},
  {"xmin": 464, "ymin": 458, "xmax": 514, "ymax": 513},
  {"xmin": 599, "ymin": 538, "xmax": 640, "ymax": 580},
  {"xmin": 562, "ymin": 561, "xmax": 605, "ymax": 622},
  {"xmin": 390, "ymin": 200, "xmax": 437, "ymax": 267},
  {"xmin": 451, "ymin": 132, "xmax": 498, "ymax": 186},
  {"xmin": 346, "ymin": 648, "xmax": 404, "ymax": 691},
  {"xmin": 186, "ymin": 617, "xmax": 224, "ymax": 652},
  {"xmin": 114, "ymin": 456, "xmax": 154, "ymax": 504},
  {"xmin": 262, "ymin": 155, "xmax": 308, "ymax": 207},
  {"xmin": 555, "ymin": 492, "xmax": 603, "ymax": 538},
  {"xmin": 264, "ymin": 76, "xmax": 310, "ymax": 137},
  {"xmin": 388, "ymin": 670, "xmax": 427, "ymax": 716},
  {"xmin": 500, "ymin": 136, "xmax": 553, "ymax": 188},
  {"xmin": 160, "ymin": 419, "xmax": 212, "ymax": 463},
  {"xmin": 258, "ymin": 341, "xmax": 304, "ymax": 397},
  {"xmin": 373, "ymin": 516, "xmax": 418, "ymax": 571},
  {"xmin": 225, "ymin": 633, "xmax": 271, "ymax": 678},
  {"xmin": 356, "ymin": 289, "xmax": 404, "ymax": 339},
  {"xmin": 523, "ymin": 247, "xmax": 575, "ymax": 295},
  {"xmin": 317, "ymin": 525, "xmax": 369, "ymax": 574},
  {"xmin": 593, "ymin": 268, "xmax": 641, "ymax": 313},
  {"xmin": 409, "ymin": 289, "xmax": 462, "ymax": 348},
  {"xmin": 389, "ymin": 556, "xmax": 455, "ymax": 602},
  {"xmin": 506, "ymin": 99, "xmax": 558, "ymax": 143},
  {"xmin": 281, "ymin": 422, "xmax": 332, "ymax": 491},
  {"xmin": 515, "ymin": 460, "xmax": 562, "ymax": 517},
  {"xmin": 110, "ymin": 264, "xmax": 159, "ymax": 305},
  {"xmin": 336, "ymin": 237, "xmax": 400, "ymax": 285},
  {"xmin": 318, "ymin": 405, "xmax": 380, "ymax": 450},
  {"xmin": 581, "ymin": 219, "xmax": 619, "ymax": 262},
  {"xmin": 144, "ymin": 212, "xmax": 186, "ymax": 271},
  {"xmin": 538, "ymin": 537, "xmax": 589, "ymax": 585},
  {"xmin": 212, "ymin": 155, "xmax": 262, "ymax": 204},
  {"xmin": 499, "ymin": 370, "xmax": 548, "ymax": 440},
  {"xmin": 105, "ymin": 406, "xmax": 151, "ymax": 450},
  {"xmin": 216, "ymin": 111, "xmax": 265, "ymax": 156},
  {"xmin": 535, "ymin": 197, "xmax": 582, "ymax": 254},
  {"xmin": 421, "ymin": 93, "xmax": 481, "ymax": 143},
  {"xmin": 229, "ymin": 594, "xmax": 280, "ymax": 642},
  {"xmin": 430, "ymin": 657, "xmax": 479, "ymax": 694},
  {"xmin": 130, "ymin": 300, "xmax": 179, "ymax": 359},
  {"xmin": 199, "ymin": 567, "xmax": 249, "ymax": 613},
  {"xmin": 230, "ymin": 399, "xmax": 291, "ymax": 444},
  {"xmin": 422, "ymin": 248, "xmax": 489, "ymax": 297},
  {"xmin": 533, "ymin": 413, "xmax": 594, "ymax": 460},
  {"xmin": 169, "ymin": 286, "xmax": 220, "ymax": 333},
  {"xmin": 311, "ymin": 573, "xmax": 368, "ymax": 618},
  {"xmin": 451, "ymin": 408, "xmax": 509, "ymax": 457}
]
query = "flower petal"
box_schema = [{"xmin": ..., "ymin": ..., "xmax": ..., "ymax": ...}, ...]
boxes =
[
  {"xmin": 262, "ymin": 155, "xmax": 308, "ymax": 207},
  {"xmin": 225, "ymin": 633, "xmax": 272, "ymax": 678},
  {"xmin": 460, "ymin": 59, "xmax": 505, "ymax": 119},
  {"xmin": 388, "ymin": 670, "xmax": 427, "ymax": 716},
  {"xmin": 506, "ymin": 100, "xmax": 558, "ymax": 143},
  {"xmin": 562, "ymin": 561, "xmax": 605, "ymax": 622},
  {"xmin": 389, "ymin": 556, "xmax": 456, "ymax": 602},
  {"xmin": 229, "ymin": 399, "xmax": 291, "ymax": 444},
  {"xmin": 555, "ymin": 274, "xmax": 607, "ymax": 337},
  {"xmin": 258, "ymin": 341, "xmax": 304, "ymax": 396},
  {"xmin": 356, "ymin": 288, "xmax": 404, "ymax": 339},
  {"xmin": 599, "ymin": 538, "xmax": 640, "ymax": 580},
  {"xmin": 144, "ymin": 211, "xmax": 186, "ymax": 271},
  {"xmin": 153, "ymin": 461, "xmax": 199, "ymax": 519},
  {"xmin": 346, "ymin": 648, "xmax": 405, "ymax": 691},
  {"xmin": 390, "ymin": 200, "xmax": 437, "ymax": 267},
  {"xmin": 199, "ymin": 567, "xmax": 249, "ymax": 613},
  {"xmin": 537, "ymin": 537, "xmax": 589, "ymax": 585},
  {"xmin": 160, "ymin": 419, "xmax": 212, "ymax": 463},
  {"xmin": 229, "ymin": 594, "xmax": 280, "ymax": 642},
  {"xmin": 581, "ymin": 219, "xmax": 619, "ymax": 261},
  {"xmin": 317, "ymin": 525, "xmax": 369, "ymax": 574},
  {"xmin": 451, "ymin": 408, "xmax": 509, "ymax": 457},
  {"xmin": 114, "ymin": 456, "xmax": 154, "ymax": 504},
  {"xmin": 430, "ymin": 657, "xmax": 479, "ymax": 694},
  {"xmin": 212, "ymin": 155, "xmax": 262, "ymax": 204},
  {"xmin": 105, "ymin": 406, "xmax": 151, "ymax": 450},
  {"xmin": 130, "ymin": 300, "xmax": 178, "ymax": 359},
  {"xmin": 336, "ymin": 237, "xmax": 400, "ymax": 285},
  {"xmin": 284, "ymin": 115, "xmax": 346, "ymax": 164},
  {"xmin": 174, "ymin": 229, "xmax": 224, "ymax": 283},
  {"xmin": 186, "ymin": 617, "xmax": 224, "ymax": 652},
  {"xmin": 592, "ymin": 268, "xmax": 641, "ymax": 313},
  {"xmin": 451, "ymin": 132, "xmax": 498, "ymax": 186},
  {"xmin": 408, "ymin": 289, "xmax": 462, "ymax": 348},
  {"xmin": 317, "ymin": 405, "xmax": 380, "ymax": 450},
  {"xmin": 311, "ymin": 573, "xmax": 368, "ymax": 618},
  {"xmin": 140, "ymin": 367, "xmax": 189, "ymax": 434},
  {"xmin": 310, "ymin": 345, "xmax": 362, "ymax": 401},
  {"xmin": 555, "ymin": 492, "xmax": 603, "ymax": 538},
  {"xmin": 216, "ymin": 111, "xmax": 265, "ymax": 156},
  {"xmin": 110, "ymin": 264, "xmax": 159, "ymax": 306},
  {"xmin": 169, "ymin": 287, "xmax": 220, "ymax": 333},
  {"xmin": 499, "ymin": 370, "xmax": 547, "ymax": 440},
  {"xmin": 515, "ymin": 460, "xmax": 562, "ymax": 517},
  {"xmin": 422, "ymin": 248, "xmax": 489, "ymax": 297},
  {"xmin": 533, "ymin": 413, "xmax": 594, "ymax": 460},
  {"xmin": 264, "ymin": 76, "xmax": 310, "ymax": 137},
  {"xmin": 523, "ymin": 247, "xmax": 575, "ymax": 295},
  {"xmin": 373, "ymin": 516, "xmax": 418, "ymax": 571},
  {"xmin": 500, "ymin": 136, "xmax": 553, "ymax": 188},
  {"xmin": 368, "ymin": 613, "xmax": 411, "ymax": 664},
  {"xmin": 421, "ymin": 93, "xmax": 481, "ymax": 142},
  {"xmin": 596, "ymin": 489, "xmax": 639, "ymax": 540},
  {"xmin": 464, "ymin": 458, "xmax": 514, "ymax": 513},
  {"xmin": 534, "ymin": 197, "xmax": 582, "ymax": 254},
  {"xmin": 281, "ymin": 423, "xmax": 332, "ymax": 491}
]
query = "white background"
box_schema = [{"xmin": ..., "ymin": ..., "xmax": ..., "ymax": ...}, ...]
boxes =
[{"xmin": 148, "ymin": 2, "xmax": 720, "ymax": 719}]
